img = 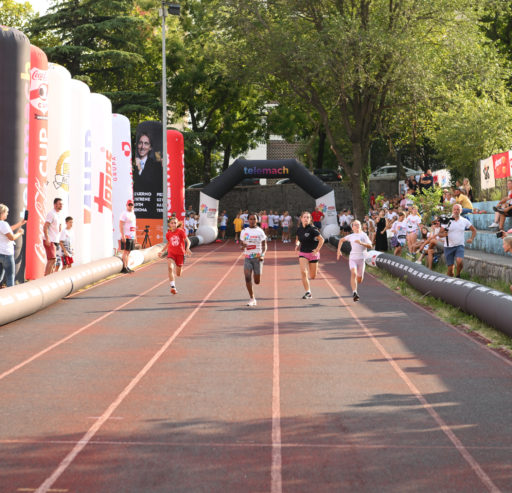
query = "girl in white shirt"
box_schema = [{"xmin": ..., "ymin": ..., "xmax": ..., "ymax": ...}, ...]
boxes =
[
  {"xmin": 405, "ymin": 207, "xmax": 422, "ymax": 258},
  {"xmin": 336, "ymin": 220, "xmax": 372, "ymax": 302}
]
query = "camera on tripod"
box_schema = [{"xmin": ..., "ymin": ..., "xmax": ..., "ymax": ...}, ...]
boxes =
[
  {"xmin": 438, "ymin": 215, "xmax": 453, "ymax": 229},
  {"xmin": 142, "ymin": 225, "xmax": 151, "ymax": 248}
]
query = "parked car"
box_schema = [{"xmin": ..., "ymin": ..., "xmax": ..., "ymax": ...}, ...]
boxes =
[
  {"xmin": 276, "ymin": 178, "xmax": 292, "ymax": 185},
  {"xmin": 187, "ymin": 182, "xmax": 205, "ymax": 189},
  {"xmin": 370, "ymin": 165, "xmax": 419, "ymax": 181},
  {"xmin": 236, "ymin": 177, "xmax": 262, "ymax": 186}
]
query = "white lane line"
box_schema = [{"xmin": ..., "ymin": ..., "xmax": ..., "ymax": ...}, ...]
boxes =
[
  {"xmin": 271, "ymin": 242, "xmax": 282, "ymax": 493},
  {"xmin": 0, "ymin": 244, "xmax": 226, "ymax": 383},
  {"xmin": 34, "ymin": 253, "xmax": 242, "ymax": 493},
  {"xmin": 320, "ymin": 269, "xmax": 501, "ymax": 493}
]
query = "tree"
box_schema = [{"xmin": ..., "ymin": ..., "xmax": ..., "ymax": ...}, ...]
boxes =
[
  {"xmin": 225, "ymin": 0, "xmax": 508, "ymax": 219},
  {"xmin": 0, "ymin": 0, "xmax": 35, "ymax": 32},
  {"xmin": 29, "ymin": 0, "xmax": 162, "ymax": 125}
]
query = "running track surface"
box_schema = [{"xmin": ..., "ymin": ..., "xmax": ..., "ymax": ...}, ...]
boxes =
[{"xmin": 1, "ymin": 241, "xmax": 511, "ymax": 493}]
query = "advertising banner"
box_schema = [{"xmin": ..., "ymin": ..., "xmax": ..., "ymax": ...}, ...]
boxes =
[
  {"xmin": 46, "ymin": 63, "xmax": 71, "ymax": 217},
  {"xmin": 167, "ymin": 129, "xmax": 185, "ymax": 223},
  {"xmin": 90, "ymin": 93, "xmax": 113, "ymax": 260},
  {"xmin": 492, "ymin": 152, "xmax": 510, "ymax": 179},
  {"xmin": 0, "ymin": 27, "xmax": 30, "ymax": 283},
  {"xmin": 69, "ymin": 79, "xmax": 91, "ymax": 265},
  {"xmin": 112, "ymin": 114, "xmax": 133, "ymax": 246},
  {"xmin": 133, "ymin": 121, "xmax": 164, "ymax": 245},
  {"xmin": 480, "ymin": 157, "xmax": 495, "ymax": 190},
  {"xmin": 315, "ymin": 191, "xmax": 340, "ymax": 238},
  {"xmin": 26, "ymin": 45, "xmax": 48, "ymax": 280},
  {"xmin": 432, "ymin": 169, "xmax": 452, "ymax": 188},
  {"xmin": 196, "ymin": 192, "xmax": 219, "ymax": 244}
]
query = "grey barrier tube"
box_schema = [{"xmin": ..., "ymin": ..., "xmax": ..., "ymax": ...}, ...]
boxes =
[{"xmin": 374, "ymin": 253, "xmax": 512, "ymax": 338}]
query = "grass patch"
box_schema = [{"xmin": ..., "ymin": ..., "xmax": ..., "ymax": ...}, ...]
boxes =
[{"xmin": 367, "ymin": 264, "xmax": 512, "ymax": 356}]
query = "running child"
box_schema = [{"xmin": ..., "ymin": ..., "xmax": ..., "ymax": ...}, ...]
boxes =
[
  {"xmin": 240, "ymin": 213, "xmax": 267, "ymax": 306},
  {"xmin": 336, "ymin": 220, "xmax": 372, "ymax": 302},
  {"xmin": 159, "ymin": 217, "xmax": 192, "ymax": 294},
  {"xmin": 295, "ymin": 211, "xmax": 324, "ymax": 299}
]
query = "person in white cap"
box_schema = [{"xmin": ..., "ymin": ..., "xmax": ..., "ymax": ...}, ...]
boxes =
[{"xmin": 119, "ymin": 199, "xmax": 136, "ymax": 273}]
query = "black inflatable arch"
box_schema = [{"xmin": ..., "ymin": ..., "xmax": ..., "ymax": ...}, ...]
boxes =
[
  {"xmin": 196, "ymin": 159, "xmax": 340, "ymax": 244},
  {"xmin": 202, "ymin": 158, "xmax": 332, "ymax": 199}
]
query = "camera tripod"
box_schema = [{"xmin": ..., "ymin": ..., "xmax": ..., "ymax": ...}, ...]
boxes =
[{"xmin": 142, "ymin": 225, "xmax": 152, "ymax": 248}]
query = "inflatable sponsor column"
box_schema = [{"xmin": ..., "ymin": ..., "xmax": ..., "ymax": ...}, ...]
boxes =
[
  {"xmin": 90, "ymin": 93, "xmax": 114, "ymax": 260},
  {"xmin": 167, "ymin": 129, "xmax": 185, "ymax": 223},
  {"xmin": 133, "ymin": 121, "xmax": 164, "ymax": 245},
  {"xmin": 26, "ymin": 45, "xmax": 48, "ymax": 280},
  {"xmin": 316, "ymin": 191, "xmax": 340, "ymax": 238},
  {"xmin": 46, "ymin": 63, "xmax": 71, "ymax": 216},
  {"xmin": 112, "ymin": 114, "xmax": 133, "ymax": 246},
  {"xmin": 196, "ymin": 192, "xmax": 218, "ymax": 244},
  {"xmin": 0, "ymin": 27, "xmax": 30, "ymax": 282},
  {"xmin": 69, "ymin": 79, "xmax": 91, "ymax": 264}
]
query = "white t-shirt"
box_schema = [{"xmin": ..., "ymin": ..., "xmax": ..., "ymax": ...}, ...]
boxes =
[
  {"xmin": 444, "ymin": 217, "xmax": 472, "ymax": 247},
  {"xmin": 0, "ymin": 220, "xmax": 14, "ymax": 255},
  {"xmin": 59, "ymin": 228, "xmax": 74, "ymax": 255},
  {"xmin": 386, "ymin": 211, "xmax": 398, "ymax": 222},
  {"xmin": 272, "ymin": 214, "xmax": 280, "ymax": 226},
  {"xmin": 268, "ymin": 215, "xmax": 274, "ymax": 227},
  {"xmin": 338, "ymin": 214, "xmax": 346, "ymax": 226},
  {"xmin": 406, "ymin": 214, "xmax": 421, "ymax": 233},
  {"xmin": 392, "ymin": 220, "xmax": 408, "ymax": 238},
  {"xmin": 240, "ymin": 213, "xmax": 248, "ymax": 225},
  {"xmin": 345, "ymin": 232, "xmax": 371, "ymax": 259},
  {"xmin": 45, "ymin": 209, "xmax": 62, "ymax": 243},
  {"xmin": 219, "ymin": 214, "xmax": 228, "ymax": 227},
  {"xmin": 282, "ymin": 215, "xmax": 291, "ymax": 227},
  {"xmin": 119, "ymin": 210, "xmax": 136, "ymax": 239},
  {"xmin": 240, "ymin": 226, "xmax": 266, "ymax": 258}
]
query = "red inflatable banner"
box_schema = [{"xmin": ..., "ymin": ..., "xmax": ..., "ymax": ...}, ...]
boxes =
[
  {"xmin": 167, "ymin": 129, "xmax": 185, "ymax": 222},
  {"xmin": 492, "ymin": 152, "xmax": 510, "ymax": 179},
  {"xmin": 26, "ymin": 45, "xmax": 48, "ymax": 280}
]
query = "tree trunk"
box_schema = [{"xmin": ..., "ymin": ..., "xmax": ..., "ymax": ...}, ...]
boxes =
[
  {"xmin": 201, "ymin": 142, "xmax": 214, "ymax": 184},
  {"xmin": 222, "ymin": 143, "xmax": 231, "ymax": 171},
  {"xmin": 317, "ymin": 127, "xmax": 326, "ymax": 169},
  {"xmin": 351, "ymin": 143, "xmax": 367, "ymax": 220}
]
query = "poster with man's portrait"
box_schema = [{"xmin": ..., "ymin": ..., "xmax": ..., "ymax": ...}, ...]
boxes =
[{"xmin": 133, "ymin": 121, "xmax": 164, "ymax": 244}]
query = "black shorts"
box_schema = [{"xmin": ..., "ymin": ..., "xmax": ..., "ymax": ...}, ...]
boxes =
[{"xmin": 121, "ymin": 238, "xmax": 135, "ymax": 251}]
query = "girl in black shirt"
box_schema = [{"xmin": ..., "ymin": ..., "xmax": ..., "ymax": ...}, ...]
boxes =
[{"xmin": 295, "ymin": 211, "xmax": 325, "ymax": 299}]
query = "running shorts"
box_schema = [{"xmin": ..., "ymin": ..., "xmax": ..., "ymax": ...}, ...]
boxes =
[
  {"xmin": 167, "ymin": 253, "xmax": 185, "ymax": 267},
  {"xmin": 349, "ymin": 258, "xmax": 365, "ymax": 277},
  {"xmin": 299, "ymin": 251, "xmax": 320, "ymax": 263},
  {"xmin": 244, "ymin": 256, "xmax": 263, "ymax": 275}
]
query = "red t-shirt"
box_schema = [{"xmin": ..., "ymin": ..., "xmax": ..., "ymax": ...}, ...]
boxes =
[
  {"xmin": 311, "ymin": 210, "xmax": 324, "ymax": 222},
  {"xmin": 166, "ymin": 228, "xmax": 187, "ymax": 256}
]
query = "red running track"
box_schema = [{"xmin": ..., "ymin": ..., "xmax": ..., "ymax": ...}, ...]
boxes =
[{"xmin": 0, "ymin": 240, "xmax": 511, "ymax": 492}]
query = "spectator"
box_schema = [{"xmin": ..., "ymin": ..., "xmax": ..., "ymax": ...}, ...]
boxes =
[
  {"xmin": 59, "ymin": 216, "xmax": 74, "ymax": 270},
  {"xmin": 417, "ymin": 218, "xmax": 444, "ymax": 269},
  {"xmin": 390, "ymin": 211, "xmax": 407, "ymax": 256},
  {"xmin": 489, "ymin": 179, "xmax": 512, "ymax": 230},
  {"xmin": 233, "ymin": 212, "xmax": 243, "ymax": 243},
  {"xmin": 405, "ymin": 206, "xmax": 422, "ymax": 258},
  {"xmin": 503, "ymin": 235, "xmax": 512, "ymax": 293},
  {"xmin": 0, "ymin": 203, "xmax": 26, "ymax": 287},
  {"xmin": 311, "ymin": 206, "xmax": 324, "ymax": 229},
  {"xmin": 281, "ymin": 211, "xmax": 292, "ymax": 243},
  {"xmin": 374, "ymin": 209, "xmax": 388, "ymax": 252},
  {"xmin": 406, "ymin": 176, "xmax": 418, "ymax": 194},
  {"xmin": 419, "ymin": 169, "xmax": 434, "ymax": 193},
  {"xmin": 218, "ymin": 210, "xmax": 228, "ymax": 240},
  {"xmin": 453, "ymin": 188, "xmax": 473, "ymax": 216},
  {"xmin": 462, "ymin": 178, "xmax": 474, "ymax": 202},
  {"xmin": 43, "ymin": 197, "xmax": 63, "ymax": 276},
  {"xmin": 438, "ymin": 203, "xmax": 477, "ymax": 278},
  {"xmin": 119, "ymin": 200, "xmax": 136, "ymax": 274}
]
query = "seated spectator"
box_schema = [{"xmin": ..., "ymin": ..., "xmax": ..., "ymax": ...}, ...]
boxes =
[
  {"xmin": 415, "ymin": 223, "xmax": 443, "ymax": 268},
  {"xmin": 502, "ymin": 234, "xmax": 512, "ymax": 293},
  {"xmin": 453, "ymin": 188, "xmax": 473, "ymax": 216},
  {"xmin": 489, "ymin": 179, "xmax": 512, "ymax": 229}
]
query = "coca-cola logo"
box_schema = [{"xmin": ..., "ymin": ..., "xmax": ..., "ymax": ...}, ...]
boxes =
[{"xmin": 31, "ymin": 69, "xmax": 47, "ymax": 81}]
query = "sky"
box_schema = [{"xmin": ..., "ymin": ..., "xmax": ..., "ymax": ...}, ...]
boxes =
[{"xmin": 27, "ymin": 0, "xmax": 50, "ymax": 14}]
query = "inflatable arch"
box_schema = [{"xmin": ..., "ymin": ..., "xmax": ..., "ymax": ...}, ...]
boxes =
[{"xmin": 196, "ymin": 159, "xmax": 340, "ymax": 244}]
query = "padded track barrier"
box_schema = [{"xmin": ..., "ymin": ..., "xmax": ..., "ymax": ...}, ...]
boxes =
[{"xmin": 0, "ymin": 243, "xmax": 167, "ymax": 326}]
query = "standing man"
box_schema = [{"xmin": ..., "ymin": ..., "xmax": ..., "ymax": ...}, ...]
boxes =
[
  {"xmin": 59, "ymin": 216, "xmax": 74, "ymax": 270},
  {"xmin": 438, "ymin": 203, "xmax": 476, "ymax": 278},
  {"xmin": 240, "ymin": 213, "xmax": 267, "ymax": 307},
  {"xmin": 119, "ymin": 199, "xmax": 137, "ymax": 273},
  {"xmin": 419, "ymin": 169, "xmax": 434, "ymax": 193},
  {"xmin": 43, "ymin": 198, "xmax": 63, "ymax": 276}
]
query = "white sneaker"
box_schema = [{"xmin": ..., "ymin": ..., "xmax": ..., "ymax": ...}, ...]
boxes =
[
  {"xmin": 415, "ymin": 260, "xmax": 422, "ymax": 264},
  {"xmin": 488, "ymin": 222, "xmax": 499, "ymax": 228},
  {"xmin": 247, "ymin": 298, "xmax": 257, "ymax": 306}
]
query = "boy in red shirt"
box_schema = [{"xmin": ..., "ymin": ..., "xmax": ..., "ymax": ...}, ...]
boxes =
[
  {"xmin": 311, "ymin": 206, "xmax": 324, "ymax": 229},
  {"xmin": 159, "ymin": 217, "xmax": 192, "ymax": 294}
]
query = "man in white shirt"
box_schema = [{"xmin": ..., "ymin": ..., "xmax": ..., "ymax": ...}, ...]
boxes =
[
  {"xmin": 240, "ymin": 213, "xmax": 267, "ymax": 306},
  {"xmin": 43, "ymin": 197, "xmax": 63, "ymax": 276},
  {"xmin": 218, "ymin": 210, "xmax": 228, "ymax": 240},
  {"xmin": 119, "ymin": 199, "xmax": 137, "ymax": 273},
  {"xmin": 438, "ymin": 204, "xmax": 477, "ymax": 278}
]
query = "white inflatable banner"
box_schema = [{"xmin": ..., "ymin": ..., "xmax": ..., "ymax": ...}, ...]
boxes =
[
  {"xmin": 196, "ymin": 192, "xmax": 218, "ymax": 244},
  {"xmin": 111, "ymin": 114, "xmax": 133, "ymax": 246},
  {"xmin": 69, "ymin": 79, "xmax": 91, "ymax": 265},
  {"xmin": 90, "ymin": 93, "xmax": 113, "ymax": 260},
  {"xmin": 480, "ymin": 157, "xmax": 495, "ymax": 190},
  {"xmin": 316, "ymin": 191, "xmax": 340, "ymax": 238},
  {"xmin": 46, "ymin": 63, "xmax": 71, "ymax": 217}
]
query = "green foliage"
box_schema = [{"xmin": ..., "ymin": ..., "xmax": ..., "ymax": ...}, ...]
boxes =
[
  {"xmin": 409, "ymin": 187, "xmax": 447, "ymax": 225},
  {"xmin": 0, "ymin": 0, "xmax": 35, "ymax": 31}
]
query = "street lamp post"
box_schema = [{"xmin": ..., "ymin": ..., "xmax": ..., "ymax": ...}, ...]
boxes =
[{"xmin": 160, "ymin": 2, "xmax": 180, "ymax": 236}]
